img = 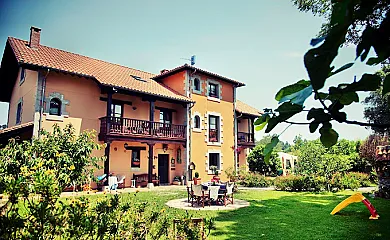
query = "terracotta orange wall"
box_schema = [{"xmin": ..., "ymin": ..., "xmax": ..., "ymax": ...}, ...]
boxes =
[
  {"xmin": 238, "ymin": 118, "xmax": 250, "ymax": 132},
  {"xmin": 238, "ymin": 148, "xmax": 249, "ymax": 171},
  {"xmin": 159, "ymin": 71, "xmax": 186, "ymax": 95},
  {"xmin": 44, "ymin": 72, "xmax": 105, "ymax": 133},
  {"xmin": 109, "ymin": 141, "xmax": 185, "ymax": 187},
  {"xmin": 190, "ymin": 72, "xmax": 234, "ymax": 103},
  {"xmin": 8, "ymin": 68, "xmax": 38, "ymax": 127}
]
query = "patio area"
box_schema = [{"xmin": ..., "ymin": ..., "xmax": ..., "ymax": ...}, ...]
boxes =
[{"xmin": 166, "ymin": 197, "xmax": 250, "ymax": 211}]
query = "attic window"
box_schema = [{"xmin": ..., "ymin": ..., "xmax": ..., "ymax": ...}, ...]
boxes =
[{"xmin": 130, "ymin": 75, "xmax": 146, "ymax": 82}]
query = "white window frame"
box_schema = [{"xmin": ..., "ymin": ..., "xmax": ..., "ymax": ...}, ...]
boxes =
[
  {"xmin": 206, "ymin": 112, "xmax": 222, "ymax": 146},
  {"xmin": 191, "ymin": 75, "xmax": 203, "ymax": 95},
  {"xmin": 206, "ymin": 79, "xmax": 222, "ymax": 102},
  {"xmin": 192, "ymin": 112, "xmax": 202, "ymax": 133},
  {"xmin": 205, "ymin": 149, "xmax": 223, "ymax": 174}
]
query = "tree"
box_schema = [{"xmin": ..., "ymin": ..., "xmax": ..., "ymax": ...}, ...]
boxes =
[
  {"xmin": 256, "ymin": 135, "xmax": 291, "ymax": 153},
  {"xmin": 247, "ymin": 144, "xmax": 281, "ymax": 176},
  {"xmin": 363, "ymin": 65, "xmax": 390, "ymax": 135},
  {"xmin": 291, "ymin": 0, "xmax": 390, "ymax": 45},
  {"xmin": 255, "ymin": 1, "xmax": 390, "ymax": 164},
  {"xmin": 359, "ymin": 134, "xmax": 389, "ymax": 167}
]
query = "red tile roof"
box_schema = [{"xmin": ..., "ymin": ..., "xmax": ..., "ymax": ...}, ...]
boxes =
[
  {"xmin": 236, "ymin": 100, "xmax": 262, "ymax": 117},
  {"xmin": 0, "ymin": 122, "xmax": 34, "ymax": 135},
  {"xmin": 152, "ymin": 64, "xmax": 245, "ymax": 87},
  {"xmin": 7, "ymin": 37, "xmax": 192, "ymax": 102}
]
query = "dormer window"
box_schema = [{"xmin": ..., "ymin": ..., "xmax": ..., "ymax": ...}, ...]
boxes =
[
  {"xmin": 49, "ymin": 98, "xmax": 62, "ymax": 116},
  {"xmin": 194, "ymin": 78, "xmax": 200, "ymax": 91}
]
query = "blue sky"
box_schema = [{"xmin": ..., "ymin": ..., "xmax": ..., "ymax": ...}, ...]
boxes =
[{"xmin": 0, "ymin": 0, "xmax": 379, "ymax": 143}]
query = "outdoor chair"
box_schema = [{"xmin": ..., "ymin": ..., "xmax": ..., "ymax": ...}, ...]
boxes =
[
  {"xmin": 209, "ymin": 185, "xmax": 221, "ymax": 205},
  {"xmin": 192, "ymin": 185, "xmax": 210, "ymax": 208},
  {"xmin": 96, "ymin": 174, "xmax": 107, "ymax": 190},
  {"xmin": 187, "ymin": 184, "xmax": 195, "ymax": 203},
  {"xmin": 117, "ymin": 175, "xmax": 126, "ymax": 189},
  {"xmin": 224, "ymin": 182, "xmax": 234, "ymax": 206}
]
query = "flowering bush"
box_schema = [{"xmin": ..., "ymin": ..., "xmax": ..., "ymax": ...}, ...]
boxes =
[{"xmin": 0, "ymin": 124, "xmax": 214, "ymax": 239}]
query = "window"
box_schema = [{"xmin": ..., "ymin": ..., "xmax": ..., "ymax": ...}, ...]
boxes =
[
  {"xmin": 49, "ymin": 98, "xmax": 62, "ymax": 116},
  {"xmin": 194, "ymin": 78, "xmax": 200, "ymax": 91},
  {"xmin": 208, "ymin": 83, "xmax": 219, "ymax": 98},
  {"xmin": 111, "ymin": 103, "xmax": 122, "ymax": 118},
  {"xmin": 209, "ymin": 153, "xmax": 220, "ymax": 170},
  {"xmin": 16, "ymin": 102, "xmax": 22, "ymax": 124},
  {"xmin": 194, "ymin": 115, "xmax": 200, "ymax": 129},
  {"xmin": 159, "ymin": 110, "xmax": 172, "ymax": 125},
  {"xmin": 208, "ymin": 115, "xmax": 219, "ymax": 142},
  {"xmin": 131, "ymin": 150, "xmax": 141, "ymax": 168},
  {"xmin": 20, "ymin": 68, "xmax": 26, "ymax": 84}
]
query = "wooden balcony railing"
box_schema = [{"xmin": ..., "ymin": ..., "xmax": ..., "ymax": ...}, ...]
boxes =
[
  {"xmin": 237, "ymin": 132, "xmax": 255, "ymax": 145},
  {"xmin": 100, "ymin": 117, "xmax": 186, "ymax": 140}
]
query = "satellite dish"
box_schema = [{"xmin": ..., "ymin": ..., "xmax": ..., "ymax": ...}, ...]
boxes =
[{"xmin": 190, "ymin": 55, "xmax": 196, "ymax": 66}]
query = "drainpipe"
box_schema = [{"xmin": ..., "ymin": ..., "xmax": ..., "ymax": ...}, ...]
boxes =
[
  {"xmin": 184, "ymin": 69, "xmax": 196, "ymax": 184},
  {"xmin": 233, "ymin": 86, "xmax": 238, "ymax": 174},
  {"xmin": 38, "ymin": 69, "xmax": 50, "ymax": 138}
]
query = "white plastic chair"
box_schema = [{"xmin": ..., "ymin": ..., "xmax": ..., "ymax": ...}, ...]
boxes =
[{"xmin": 117, "ymin": 175, "xmax": 126, "ymax": 189}]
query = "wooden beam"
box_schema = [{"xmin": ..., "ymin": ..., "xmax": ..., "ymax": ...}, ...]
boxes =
[
  {"xmin": 147, "ymin": 143, "xmax": 155, "ymax": 183},
  {"xmin": 155, "ymin": 106, "xmax": 177, "ymax": 112},
  {"xmin": 100, "ymin": 97, "xmax": 132, "ymax": 106},
  {"xmin": 104, "ymin": 141, "xmax": 111, "ymax": 185}
]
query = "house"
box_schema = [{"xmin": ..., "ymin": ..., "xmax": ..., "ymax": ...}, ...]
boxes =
[
  {"xmin": 0, "ymin": 26, "xmax": 262, "ymax": 187},
  {"xmin": 277, "ymin": 152, "xmax": 298, "ymax": 176}
]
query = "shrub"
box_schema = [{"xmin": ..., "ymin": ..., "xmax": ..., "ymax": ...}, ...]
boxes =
[
  {"xmin": 274, "ymin": 175, "xmax": 305, "ymax": 191},
  {"xmin": 331, "ymin": 172, "xmax": 371, "ymax": 191},
  {"xmin": 238, "ymin": 172, "xmax": 273, "ymax": 187}
]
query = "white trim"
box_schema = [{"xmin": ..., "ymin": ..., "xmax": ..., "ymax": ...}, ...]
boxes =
[
  {"xmin": 207, "ymin": 96, "xmax": 221, "ymax": 102},
  {"xmin": 206, "ymin": 149, "xmax": 223, "ymax": 174},
  {"xmin": 206, "ymin": 111, "xmax": 222, "ymax": 145},
  {"xmin": 192, "ymin": 111, "xmax": 203, "ymax": 132}
]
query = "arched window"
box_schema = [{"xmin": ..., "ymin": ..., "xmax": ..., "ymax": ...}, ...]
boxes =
[
  {"xmin": 49, "ymin": 98, "xmax": 62, "ymax": 116},
  {"xmin": 194, "ymin": 115, "xmax": 200, "ymax": 129},
  {"xmin": 194, "ymin": 78, "xmax": 200, "ymax": 91}
]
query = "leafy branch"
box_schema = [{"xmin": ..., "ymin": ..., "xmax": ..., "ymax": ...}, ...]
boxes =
[{"xmin": 257, "ymin": 0, "xmax": 390, "ymax": 160}]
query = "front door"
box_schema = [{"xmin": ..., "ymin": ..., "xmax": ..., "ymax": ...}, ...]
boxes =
[{"xmin": 158, "ymin": 154, "xmax": 169, "ymax": 184}]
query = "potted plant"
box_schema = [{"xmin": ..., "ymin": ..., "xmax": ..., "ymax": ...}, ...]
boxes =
[
  {"xmin": 210, "ymin": 166, "xmax": 220, "ymax": 182},
  {"xmin": 193, "ymin": 172, "xmax": 201, "ymax": 185},
  {"xmin": 172, "ymin": 176, "xmax": 181, "ymax": 185}
]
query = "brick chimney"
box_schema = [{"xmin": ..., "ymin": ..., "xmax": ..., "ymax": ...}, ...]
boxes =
[{"xmin": 29, "ymin": 26, "xmax": 41, "ymax": 48}]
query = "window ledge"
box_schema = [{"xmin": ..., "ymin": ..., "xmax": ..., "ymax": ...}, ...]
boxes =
[
  {"xmin": 193, "ymin": 128, "xmax": 202, "ymax": 133},
  {"xmin": 207, "ymin": 96, "xmax": 220, "ymax": 102},
  {"xmin": 207, "ymin": 142, "xmax": 221, "ymax": 146},
  {"xmin": 45, "ymin": 115, "xmax": 64, "ymax": 122},
  {"xmin": 131, "ymin": 168, "xmax": 141, "ymax": 172}
]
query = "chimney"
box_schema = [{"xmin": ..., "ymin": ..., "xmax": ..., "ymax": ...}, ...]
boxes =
[
  {"xmin": 160, "ymin": 69, "xmax": 169, "ymax": 74},
  {"xmin": 29, "ymin": 26, "xmax": 41, "ymax": 48}
]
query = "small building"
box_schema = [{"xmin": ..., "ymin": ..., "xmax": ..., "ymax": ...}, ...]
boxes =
[{"xmin": 277, "ymin": 152, "xmax": 298, "ymax": 176}]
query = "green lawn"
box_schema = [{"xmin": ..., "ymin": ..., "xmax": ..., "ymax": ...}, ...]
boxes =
[{"xmin": 80, "ymin": 189, "xmax": 390, "ymax": 240}]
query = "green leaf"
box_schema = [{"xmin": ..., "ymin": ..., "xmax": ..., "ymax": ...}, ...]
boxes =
[
  {"xmin": 309, "ymin": 122, "xmax": 319, "ymax": 133},
  {"xmin": 275, "ymin": 80, "xmax": 310, "ymax": 101},
  {"xmin": 279, "ymin": 85, "xmax": 313, "ymax": 106},
  {"xmin": 263, "ymin": 136, "xmax": 279, "ymax": 160},
  {"xmin": 319, "ymin": 127, "xmax": 339, "ymax": 148},
  {"xmin": 329, "ymin": 62, "xmax": 354, "ymax": 77},
  {"xmin": 366, "ymin": 57, "xmax": 380, "ymax": 66},
  {"xmin": 382, "ymin": 75, "xmax": 390, "ymax": 97},
  {"xmin": 265, "ymin": 103, "xmax": 303, "ymax": 133},
  {"xmin": 264, "ymin": 152, "xmax": 271, "ymax": 165}
]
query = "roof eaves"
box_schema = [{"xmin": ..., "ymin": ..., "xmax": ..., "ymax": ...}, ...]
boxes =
[{"xmin": 152, "ymin": 64, "xmax": 246, "ymax": 87}]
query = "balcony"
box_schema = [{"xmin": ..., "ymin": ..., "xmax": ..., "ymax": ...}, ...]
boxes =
[
  {"xmin": 237, "ymin": 132, "xmax": 255, "ymax": 146},
  {"xmin": 99, "ymin": 117, "xmax": 186, "ymax": 142}
]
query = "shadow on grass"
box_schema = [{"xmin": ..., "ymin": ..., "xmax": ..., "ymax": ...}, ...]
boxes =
[{"xmin": 209, "ymin": 191, "xmax": 390, "ymax": 240}]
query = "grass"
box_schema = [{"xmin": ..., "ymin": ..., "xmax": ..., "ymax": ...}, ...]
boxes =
[{"xmin": 75, "ymin": 189, "xmax": 390, "ymax": 240}]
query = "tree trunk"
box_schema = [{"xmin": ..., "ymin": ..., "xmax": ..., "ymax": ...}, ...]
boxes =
[{"xmin": 377, "ymin": 177, "xmax": 390, "ymax": 199}]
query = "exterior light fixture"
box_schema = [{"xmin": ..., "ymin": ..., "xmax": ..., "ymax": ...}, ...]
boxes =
[{"xmin": 162, "ymin": 144, "xmax": 168, "ymax": 152}]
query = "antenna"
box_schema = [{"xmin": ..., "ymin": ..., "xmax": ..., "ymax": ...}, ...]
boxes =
[{"xmin": 180, "ymin": 55, "xmax": 196, "ymax": 66}]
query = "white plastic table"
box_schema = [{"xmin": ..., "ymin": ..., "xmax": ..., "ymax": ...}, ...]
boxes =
[{"xmin": 108, "ymin": 176, "xmax": 118, "ymax": 190}]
